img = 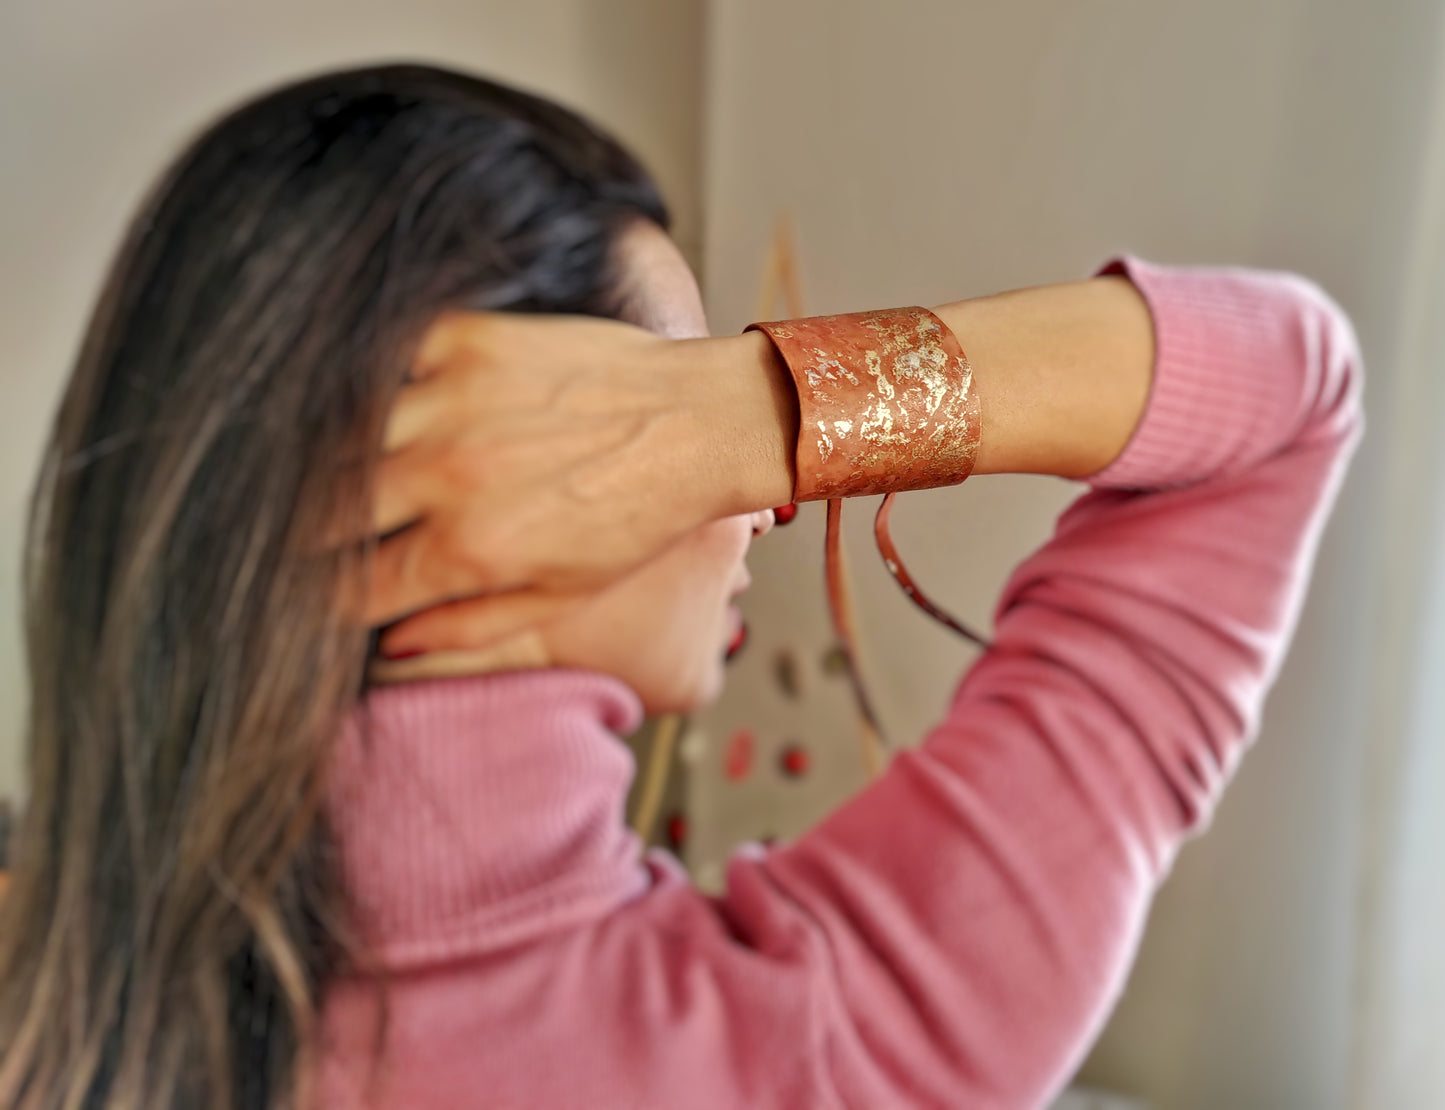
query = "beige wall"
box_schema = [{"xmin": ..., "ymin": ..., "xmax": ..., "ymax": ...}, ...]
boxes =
[
  {"xmin": 0, "ymin": 0, "xmax": 703, "ymax": 796},
  {"xmin": 696, "ymin": 1, "xmax": 1445, "ymax": 1106}
]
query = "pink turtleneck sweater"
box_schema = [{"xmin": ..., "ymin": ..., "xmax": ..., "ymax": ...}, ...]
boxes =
[{"xmin": 319, "ymin": 258, "xmax": 1363, "ymax": 1109}]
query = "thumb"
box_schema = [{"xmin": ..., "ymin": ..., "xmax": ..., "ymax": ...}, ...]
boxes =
[{"xmin": 376, "ymin": 588, "xmax": 581, "ymax": 659}]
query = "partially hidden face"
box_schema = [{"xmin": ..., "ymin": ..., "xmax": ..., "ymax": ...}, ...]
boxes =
[{"xmin": 527, "ymin": 218, "xmax": 772, "ymax": 714}]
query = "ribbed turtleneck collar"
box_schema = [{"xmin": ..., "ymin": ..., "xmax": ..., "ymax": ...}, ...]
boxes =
[{"xmin": 326, "ymin": 669, "xmax": 650, "ymax": 968}]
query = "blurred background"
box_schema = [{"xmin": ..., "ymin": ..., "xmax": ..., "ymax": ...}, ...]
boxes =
[{"xmin": 3, "ymin": 2, "xmax": 1444, "ymax": 1107}]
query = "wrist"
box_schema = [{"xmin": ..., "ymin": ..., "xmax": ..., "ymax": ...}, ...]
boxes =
[
  {"xmin": 747, "ymin": 308, "xmax": 981, "ymax": 500},
  {"xmin": 670, "ymin": 331, "xmax": 797, "ymax": 517}
]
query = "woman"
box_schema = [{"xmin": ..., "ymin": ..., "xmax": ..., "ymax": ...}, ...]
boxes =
[{"xmin": 0, "ymin": 63, "xmax": 1361, "ymax": 1110}]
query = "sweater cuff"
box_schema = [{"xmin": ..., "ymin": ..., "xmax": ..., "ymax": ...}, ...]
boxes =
[{"xmin": 1088, "ymin": 255, "xmax": 1291, "ymax": 491}]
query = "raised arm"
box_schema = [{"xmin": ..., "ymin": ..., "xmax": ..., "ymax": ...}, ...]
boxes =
[
  {"xmin": 709, "ymin": 258, "xmax": 1363, "ymax": 1106},
  {"xmin": 366, "ymin": 272, "xmax": 1159, "ymax": 650}
]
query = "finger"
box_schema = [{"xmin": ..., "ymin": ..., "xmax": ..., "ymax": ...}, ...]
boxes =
[
  {"xmin": 362, "ymin": 517, "xmax": 542, "ymax": 626},
  {"xmin": 411, "ymin": 312, "xmax": 484, "ymax": 379},
  {"xmin": 370, "ymin": 447, "xmax": 436, "ymax": 538},
  {"xmin": 383, "ymin": 375, "xmax": 458, "ymax": 452},
  {"xmin": 367, "ymin": 634, "xmax": 549, "ymax": 686},
  {"xmin": 364, "ymin": 525, "xmax": 485, "ymax": 627},
  {"xmin": 314, "ymin": 445, "xmax": 439, "ymax": 550},
  {"xmin": 377, "ymin": 589, "xmax": 579, "ymax": 657}
]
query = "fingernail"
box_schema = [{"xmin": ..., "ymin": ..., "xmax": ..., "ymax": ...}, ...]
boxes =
[
  {"xmin": 726, "ymin": 621, "xmax": 749, "ymax": 661},
  {"xmin": 773, "ymin": 503, "xmax": 798, "ymax": 525}
]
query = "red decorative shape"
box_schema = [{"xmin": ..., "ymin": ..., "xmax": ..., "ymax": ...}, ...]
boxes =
[
  {"xmin": 773, "ymin": 502, "xmax": 799, "ymax": 526},
  {"xmin": 779, "ymin": 743, "xmax": 810, "ymax": 778},
  {"xmin": 724, "ymin": 728, "xmax": 755, "ymax": 781}
]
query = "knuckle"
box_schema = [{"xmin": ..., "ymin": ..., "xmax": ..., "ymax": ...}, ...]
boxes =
[
  {"xmin": 444, "ymin": 520, "xmax": 505, "ymax": 589},
  {"xmin": 436, "ymin": 441, "xmax": 491, "ymax": 495}
]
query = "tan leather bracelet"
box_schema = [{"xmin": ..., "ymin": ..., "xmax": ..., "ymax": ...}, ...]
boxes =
[{"xmin": 746, "ymin": 306, "xmax": 981, "ymax": 501}]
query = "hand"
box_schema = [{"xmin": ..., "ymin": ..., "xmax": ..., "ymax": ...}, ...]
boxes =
[{"xmin": 363, "ymin": 312, "xmax": 794, "ymax": 654}]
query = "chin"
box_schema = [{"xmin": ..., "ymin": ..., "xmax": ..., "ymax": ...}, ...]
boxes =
[{"xmin": 638, "ymin": 658, "xmax": 726, "ymax": 717}]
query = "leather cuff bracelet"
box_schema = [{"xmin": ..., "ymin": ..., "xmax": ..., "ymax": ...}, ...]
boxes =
[{"xmin": 746, "ymin": 306, "xmax": 981, "ymax": 501}]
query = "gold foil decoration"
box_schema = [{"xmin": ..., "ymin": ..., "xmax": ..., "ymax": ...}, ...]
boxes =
[{"xmin": 747, "ymin": 306, "xmax": 981, "ymax": 501}]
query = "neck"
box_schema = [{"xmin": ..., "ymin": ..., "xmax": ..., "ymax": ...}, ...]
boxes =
[{"xmin": 327, "ymin": 668, "xmax": 650, "ymax": 967}]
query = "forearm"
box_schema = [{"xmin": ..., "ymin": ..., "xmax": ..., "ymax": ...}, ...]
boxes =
[
  {"xmin": 936, "ymin": 275, "xmax": 1154, "ymax": 479},
  {"xmin": 704, "ymin": 274, "xmax": 1156, "ymax": 514},
  {"xmin": 366, "ymin": 272, "xmax": 1154, "ymax": 635}
]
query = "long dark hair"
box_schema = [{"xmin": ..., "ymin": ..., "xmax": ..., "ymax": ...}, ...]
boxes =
[{"xmin": 0, "ymin": 63, "xmax": 667, "ymax": 1110}]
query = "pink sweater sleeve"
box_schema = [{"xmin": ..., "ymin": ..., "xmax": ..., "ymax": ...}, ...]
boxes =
[{"xmin": 715, "ymin": 258, "xmax": 1364, "ymax": 1108}]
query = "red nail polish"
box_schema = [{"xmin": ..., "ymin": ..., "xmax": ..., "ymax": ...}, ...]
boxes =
[
  {"xmin": 773, "ymin": 503, "xmax": 798, "ymax": 525},
  {"xmin": 382, "ymin": 646, "xmax": 425, "ymax": 660}
]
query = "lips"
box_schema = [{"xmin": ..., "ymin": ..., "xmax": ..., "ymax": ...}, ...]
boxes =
[{"xmin": 725, "ymin": 606, "xmax": 748, "ymax": 660}]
